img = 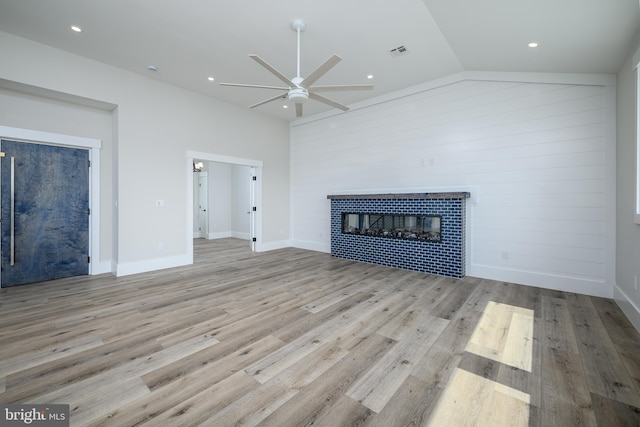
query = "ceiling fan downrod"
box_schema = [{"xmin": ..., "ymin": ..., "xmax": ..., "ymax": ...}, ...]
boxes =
[{"xmin": 291, "ymin": 19, "xmax": 306, "ymax": 82}]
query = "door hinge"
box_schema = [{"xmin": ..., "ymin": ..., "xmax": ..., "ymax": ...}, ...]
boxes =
[
  {"xmin": 88, "ymin": 208, "xmax": 91, "ymax": 215},
  {"xmin": 252, "ymin": 176, "xmax": 257, "ymax": 181},
  {"xmin": 252, "ymin": 206, "xmax": 257, "ymax": 212},
  {"xmin": 88, "ymin": 160, "xmax": 91, "ymax": 168},
  {"xmin": 252, "ymin": 237, "xmax": 257, "ymax": 242},
  {"xmin": 87, "ymin": 256, "xmax": 90, "ymax": 263}
]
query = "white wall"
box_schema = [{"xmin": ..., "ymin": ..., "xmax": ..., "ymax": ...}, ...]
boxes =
[
  {"xmin": 291, "ymin": 73, "xmax": 616, "ymax": 298},
  {"xmin": 0, "ymin": 31, "xmax": 290, "ymax": 275},
  {"xmin": 615, "ymin": 35, "xmax": 640, "ymax": 332}
]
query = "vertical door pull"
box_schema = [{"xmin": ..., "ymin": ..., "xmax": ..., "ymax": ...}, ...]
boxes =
[{"xmin": 10, "ymin": 156, "xmax": 15, "ymax": 266}]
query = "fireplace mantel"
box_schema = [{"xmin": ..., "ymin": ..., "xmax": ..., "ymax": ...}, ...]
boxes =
[{"xmin": 327, "ymin": 192, "xmax": 470, "ymax": 200}]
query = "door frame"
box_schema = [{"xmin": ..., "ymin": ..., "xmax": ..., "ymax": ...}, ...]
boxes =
[
  {"xmin": 0, "ymin": 126, "xmax": 102, "ymax": 282},
  {"xmin": 196, "ymin": 172, "xmax": 208, "ymax": 238},
  {"xmin": 186, "ymin": 151, "xmax": 263, "ymax": 261}
]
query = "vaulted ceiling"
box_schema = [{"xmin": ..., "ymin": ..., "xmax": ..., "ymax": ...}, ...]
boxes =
[{"xmin": 1, "ymin": 0, "xmax": 638, "ymax": 121}]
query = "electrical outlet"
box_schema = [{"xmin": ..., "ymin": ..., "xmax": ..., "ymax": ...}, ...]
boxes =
[
  {"xmin": 501, "ymin": 251, "xmax": 509, "ymax": 260},
  {"xmin": 634, "ymin": 275, "xmax": 638, "ymax": 291},
  {"xmin": 158, "ymin": 241, "xmax": 165, "ymax": 251},
  {"xmin": 155, "ymin": 199, "xmax": 165, "ymax": 208}
]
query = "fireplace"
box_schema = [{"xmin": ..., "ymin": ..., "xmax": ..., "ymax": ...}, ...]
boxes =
[
  {"xmin": 342, "ymin": 213, "xmax": 442, "ymax": 242},
  {"xmin": 327, "ymin": 192, "xmax": 470, "ymax": 278}
]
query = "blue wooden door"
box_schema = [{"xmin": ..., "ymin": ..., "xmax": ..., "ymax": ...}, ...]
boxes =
[{"xmin": 1, "ymin": 140, "xmax": 90, "ymax": 287}]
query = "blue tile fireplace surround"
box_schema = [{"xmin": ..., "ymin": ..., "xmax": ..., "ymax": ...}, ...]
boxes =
[{"xmin": 327, "ymin": 192, "xmax": 470, "ymax": 278}]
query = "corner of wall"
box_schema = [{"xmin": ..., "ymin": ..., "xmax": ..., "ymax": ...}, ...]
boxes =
[{"xmin": 614, "ymin": 284, "xmax": 640, "ymax": 334}]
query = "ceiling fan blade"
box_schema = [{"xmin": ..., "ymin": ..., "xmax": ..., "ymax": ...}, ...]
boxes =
[
  {"xmin": 295, "ymin": 103, "xmax": 303, "ymax": 118},
  {"xmin": 309, "ymin": 92, "xmax": 349, "ymax": 111},
  {"xmin": 219, "ymin": 83, "xmax": 289, "ymax": 90},
  {"xmin": 302, "ymin": 55, "xmax": 342, "ymax": 88},
  {"xmin": 249, "ymin": 92, "xmax": 287, "ymax": 108},
  {"xmin": 249, "ymin": 54, "xmax": 296, "ymax": 87},
  {"xmin": 309, "ymin": 84, "xmax": 374, "ymax": 92}
]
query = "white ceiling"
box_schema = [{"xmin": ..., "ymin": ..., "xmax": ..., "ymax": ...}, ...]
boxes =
[{"xmin": 0, "ymin": 0, "xmax": 639, "ymax": 121}]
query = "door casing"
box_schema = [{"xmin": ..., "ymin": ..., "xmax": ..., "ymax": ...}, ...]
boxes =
[{"xmin": 0, "ymin": 126, "xmax": 102, "ymax": 286}]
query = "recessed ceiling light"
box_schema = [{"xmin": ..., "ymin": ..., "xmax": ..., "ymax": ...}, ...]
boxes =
[
  {"xmin": 147, "ymin": 65, "xmax": 158, "ymax": 72},
  {"xmin": 528, "ymin": 42, "xmax": 538, "ymax": 48},
  {"xmin": 283, "ymin": 105, "xmax": 288, "ymax": 109},
  {"xmin": 207, "ymin": 76, "xmax": 215, "ymax": 81},
  {"xmin": 70, "ymin": 25, "xmax": 82, "ymax": 33},
  {"xmin": 367, "ymin": 75, "xmax": 374, "ymax": 79}
]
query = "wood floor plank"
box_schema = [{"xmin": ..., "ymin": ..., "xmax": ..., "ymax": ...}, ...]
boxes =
[
  {"xmin": 346, "ymin": 312, "xmax": 448, "ymax": 412},
  {"xmin": 245, "ymin": 274, "xmax": 422, "ymax": 384},
  {"xmin": 565, "ymin": 293, "xmax": 640, "ymax": 408},
  {"xmin": 426, "ymin": 367, "xmax": 530, "ymax": 427},
  {"xmin": 367, "ymin": 374, "xmax": 441, "ymax": 427},
  {"xmin": 136, "ymin": 371, "xmax": 259, "ymax": 427},
  {"xmin": 591, "ymin": 297, "xmax": 640, "ymax": 392},
  {"xmin": 259, "ymin": 333, "xmax": 394, "ymax": 427},
  {"xmin": 86, "ymin": 335, "xmax": 284, "ymax": 427},
  {"xmin": 591, "ymin": 392, "xmax": 640, "ymax": 427},
  {"xmin": 0, "ymin": 238, "xmax": 638, "ymax": 426},
  {"xmin": 540, "ymin": 296, "xmax": 598, "ymax": 427}
]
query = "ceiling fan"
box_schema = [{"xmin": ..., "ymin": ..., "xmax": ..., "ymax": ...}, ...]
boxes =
[{"xmin": 219, "ymin": 19, "xmax": 373, "ymax": 118}]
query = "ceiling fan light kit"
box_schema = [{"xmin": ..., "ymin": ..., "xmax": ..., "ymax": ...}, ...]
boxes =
[{"xmin": 219, "ymin": 19, "xmax": 373, "ymax": 118}]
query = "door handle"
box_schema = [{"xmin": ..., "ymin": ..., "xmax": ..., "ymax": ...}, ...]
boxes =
[{"xmin": 10, "ymin": 156, "xmax": 15, "ymax": 266}]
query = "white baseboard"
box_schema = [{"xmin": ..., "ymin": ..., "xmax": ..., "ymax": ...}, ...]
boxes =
[
  {"xmin": 258, "ymin": 240, "xmax": 291, "ymax": 252},
  {"xmin": 115, "ymin": 254, "xmax": 192, "ymax": 277},
  {"xmin": 467, "ymin": 264, "xmax": 613, "ymax": 299},
  {"xmin": 207, "ymin": 231, "xmax": 232, "ymax": 240},
  {"xmin": 231, "ymin": 231, "xmax": 250, "ymax": 240},
  {"xmin": 91, "ymin": 260, "xmax": 112, "ymax": 275},
  {"xmin": 291, "ymin": 240, "xmax": 330, "ymax": 253},
  {"xmin": 614, "ymin": 284, "xmax": 640, "ymax": 334}
]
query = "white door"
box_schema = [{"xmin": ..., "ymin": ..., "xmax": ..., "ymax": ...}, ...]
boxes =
[{"xmin": 198, "ymin": 173, "xmax": 208, "ymax": 238}]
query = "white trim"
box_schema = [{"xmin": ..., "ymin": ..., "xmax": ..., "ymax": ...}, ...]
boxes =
[
  {"xmin": 186, "ymin": 150, "xmax": 264, "ymax": 256},
  {"xmin": 116, "ymin": 254, "xmax": 191, "ymax": 277},
  {"xmin": 291, "ymin": 240, "xmax": 329, "ymax": 253},
  {"xmin": 260, "ymin": 239, "xmax": 292, "ymax": 252},
  {"xmin": 0, "ymin": 126, "xmax": 101, "ymax": 149},
  {"xmin": 468, "ymin": 264, "xmax": 613, "ymax": 299},
  {"xmin": 604, "ymin": 85, "xmax": 617, "ymax": 291},
  {"xmin": 208, "ymin": 231, "xmax": 233, "ymax": 240},
  {"xmin": 633, "ymin": 46, "xmax": 640, "ymax": 70},
  {"xmin": 188, "ymin": 151, "xmax": 263, "ymax": 168},
  {"xmin": 291, "ymin": 71, "xmax": 617, "ymax": 127},
  {"xmin": 0, "ymin": 126, "xmax": 105, "ymax": 280},
  {"xmin": 636, "ymin": 65, "xmax": 640, "ymax": 224},
  {"xmin": 231, "ymin": 231, "xmax": 251, "ymax": 240},
  {"xmin": 614, "ymin": 284, "xmax": 640, "ymax": 334}
]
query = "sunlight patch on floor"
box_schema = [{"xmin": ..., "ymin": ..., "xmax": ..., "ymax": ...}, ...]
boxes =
[
  {"xmin": 465, "ymin": 301, "xmax": 534, "ymax": 372},
  {"xmin": 427, "ymin": 368, "xmax": 530, "ymax": 426},
  {"xmin": 427, "ymin": 301, "xmax": 534, "ymax": 426}
]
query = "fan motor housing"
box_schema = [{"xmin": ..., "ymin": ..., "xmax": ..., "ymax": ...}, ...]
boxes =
[{"xmin": 288, "ymin": 86, "xmax": 309, "ymax": 103}]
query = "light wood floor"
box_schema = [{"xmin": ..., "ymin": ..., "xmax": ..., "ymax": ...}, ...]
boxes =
[{"xmin": 1, "ymin": 238, "xmax": 639, "ymax": 426}]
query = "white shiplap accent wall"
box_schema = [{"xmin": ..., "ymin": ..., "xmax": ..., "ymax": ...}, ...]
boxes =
[{"xmin": 290, "ymin": 75, "xmax": 615, "ymax": 297}]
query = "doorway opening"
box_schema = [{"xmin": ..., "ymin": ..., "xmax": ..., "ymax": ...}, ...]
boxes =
[{"xmin": 186, "ymin": 151, "xmax": 263, "ymax": 263}]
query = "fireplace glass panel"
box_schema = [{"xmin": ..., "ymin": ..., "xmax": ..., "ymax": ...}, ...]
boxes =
[{"xmin": 342, "ymin": 213, "xmax": 441, "ymax": 242}]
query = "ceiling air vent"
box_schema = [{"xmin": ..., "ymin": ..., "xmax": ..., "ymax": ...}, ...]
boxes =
[{"xmin": 388, "ymin": 45, "xmax": 408, "ymax": 57}]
